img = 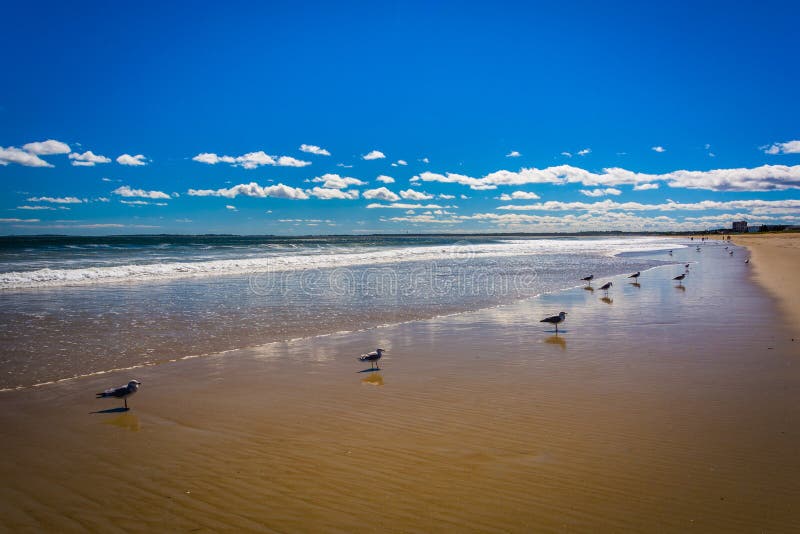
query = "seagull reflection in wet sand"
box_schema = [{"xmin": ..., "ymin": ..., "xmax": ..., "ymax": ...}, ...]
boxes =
[
  {"xmin": 545, "ymin": 334, "xmax": 566, "ymax": 350},
  {"xmin": 361, "ymin": 373, "xmax": 385, "ymax": 386},
  {"xmin": 601, "ymin": 296, "xmax": 613, "ymax": 305}
]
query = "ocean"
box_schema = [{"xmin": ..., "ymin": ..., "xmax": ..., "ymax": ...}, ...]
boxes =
[{"xmin": 0, "ymin": 234, "xmax": 684, "ymax": 389}]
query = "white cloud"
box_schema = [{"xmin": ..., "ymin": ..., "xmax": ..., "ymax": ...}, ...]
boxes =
[
  {"xmin": 363, "ymin": 150, "xmax": 386, "ymax": 160},
  {"xmin": 311, "ymin": 174, "xmax": 366, "ymax": 189},
  {"xmin": 386, "ymin": 215, "xmax": 461, "ymax": 224},
  {"xmin": 376, "ymin": 175, "xmax": 395, "ymax": 184},
  {"xmin": 577, "ymin": 148, "xmax": 591, "ymax": 156},
  {"xmin": 460, "ymin": 194, "xmax": 469, "ymax": 200},
  {"xmin": 120, "ymin": 200, "xmax": 167, "ymax": 206},
  {"xmin": 421, "ymin": 157, "xmax": 430, "ymax": 164},
  {"xmin": 413, "ymin": 164, "xmax": 800, "ymax": 192},
  {"xmin": 367, "ymin": 202, "xmax": 445, "ymax": 209},
  {"xmin": 27, "ymin": 196, "xmax": 84, "ymax": 204},
  {"xmin": 396, "ymin": 160, "xmax": 407, "ymax": 166},
  {"xmin": 633, "ymin": 183, "xmax": 660, "ymax": 191},
  {"xmin": 308, "ymin": 187, "xmax": 359, "ymax": 200},
  {"xmin": 0, "ymin": 146, "xmax": 53, "ymax": 167},
  {"xmin": 336, "ymin": 163, "xmax": 354, "ymax": 168},
  {"xmin": 276, "ymin": 156, "xmax": 312, "ymax": 167},
  {"xmin": 495, "ymin": 198, "xmax": 800, "ymax": 214},
  {"xmin": 762, "ymin": 140, "xmax": 800, "ymax": 155},
  {"xmin": 117, "ymin": 154, "xmax": 147, "ymax": 166},
  {"xmin": 580, "ymin": 187, "xmax": 622, "ymax": 197},
  {"xmin": 226, "ymin": 205, "xmax": 238, "ymax": 211},
  {"xmin": 16, "ymin": 205, "xmax": 57, "ymax": 210},
  {"xmin": 498, "ymin": 191, "xmax": 541, "ymax": 201},
  {"xmin": 506, "ymin": 150, "xmax": 521, "ymax": 158},
  {"xmin": 299, "ymin": 144, "xmax": 331, "ymax": 156},
  {"xmin": 192, "ymin": 151, "xmax": 309, "ymax": 169},
  {"xmin": 438, "ymin": 194, "xmax": 455, "ymax": 199},
  {"xmin": 0, "ymin": 218, "xmax": 41, "ymax": 223},
  {"xmin": 561, "ymin": 152, "xmax": 572, "ymax": 158},
  {"xmin": 112, "ymin": 185, "xmax": 170, "ymax": 199},
  {"xmin": 399, "ymin": 188, "xmax": 434, "ymax": 200},
  {"xmin": 69, "ymin": 150, "xmax": 111, "ymax": 166},
  {"xmin": 652, "ymin": 146, "xmax": 666, "ymax": 153},
  {"xmin": 22, "ymin": 140, "xmax": 71, "ymax": 155},
  {"xmin": 188, "ymin": 182, "xmax": 310, "ymax": 200},
  {"xmin": 363, "ymin": 187, "xmax": 401, "ymax": 202}
]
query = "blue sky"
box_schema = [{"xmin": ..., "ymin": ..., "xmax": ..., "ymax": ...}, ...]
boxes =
[{"xmin": 1, "ymin": 0, "xmax": 799, "ymax": 234}]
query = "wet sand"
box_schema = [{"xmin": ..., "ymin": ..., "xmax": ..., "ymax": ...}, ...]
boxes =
[
  {"xmin": 1, "ymin": 242, "xmax": 799, "ymax": 532},
  {"xmin": 734, "ymin": 232, "xmax": 800, "ymax": 334}
]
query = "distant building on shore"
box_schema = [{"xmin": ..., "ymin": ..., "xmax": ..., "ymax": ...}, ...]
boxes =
[{"xmin": 732, "ymin": 220, "xmax": 748, "ymax": 232}]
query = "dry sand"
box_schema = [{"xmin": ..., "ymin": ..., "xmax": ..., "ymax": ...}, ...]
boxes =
[
  {"xmin": 1, "ymin": 241, "xmax": 798, "ymax": 532},
  {"xmin": 734, "ymin": 232, "xmax": 800, "ymax": 334}
]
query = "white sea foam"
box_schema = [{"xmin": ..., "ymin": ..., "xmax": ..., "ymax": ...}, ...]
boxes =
[{"xmin": 0, "ymin": 237, "xmax": 682, "ymax": 289}]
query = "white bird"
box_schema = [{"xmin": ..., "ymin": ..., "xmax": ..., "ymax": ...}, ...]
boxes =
[
  {"xmin": 96, "ymin": 380, "xmax": 141, "ymax": 409},
  {"xmin": 359, "ymin": 348, "xmax": 386, "ymax": 369},
  {"xmin": 540, "ymin": 311, "xmax": 567, "ymax": 333}
]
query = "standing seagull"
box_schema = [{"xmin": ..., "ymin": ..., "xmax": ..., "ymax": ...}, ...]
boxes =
[
  {"xmin": 673, "ymin": 273, "xmax": 687, "ymax": 285},
  {"xmin": 96, "ymin": 380, "xmax": 141, "ymax": 410},
  {"xmin": 628, "ymin": 271, "xmax": 641, "ymax": 281},
  {"xmin": 359, "ymin": 348, "xmax": 386, "ymax": 369},
  {"xmin": 581, "ymin": 274, "xmax": 594, "ymax": 283},
  {"xmin": 540, "ymin": 311, "xmax": 567, "ymax": 333},
  {"xmin": 599, "ymin": 281, "xmax": 613, "ymax": 294}
]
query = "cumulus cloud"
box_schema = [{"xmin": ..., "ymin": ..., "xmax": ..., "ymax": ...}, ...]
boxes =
[
  {"xmin": 421, "ymin": 157, "xmax": 430, "ymax": 164},
  {"xmin": 495, "ymin": 198, "xmax": 800, "ymax": 214},
  {"xmin": 308, "ymin": 187, "xmax": 359, "ymax": 200},
  {"xmin": 117, "ymin": 154, "xmax": 147, "ymax": 166},
  {"xmin": 399, "ymin": 189, "xmax": 434, "ymax": 200},
  {"xmin": 363, "ymin": 150, "xmax": 386, "ymax": 160},
  {"xmin": 27, "ymin": 196, "xmax": 84, "ymax": 203},
  {"xmin": 188, "ymin": 182, "xmax": 310, "ymax": 200},
  {"xmin": 226, "ymin": 205, "xmax": 238, "ymax": 211},
  {"xmin": 652, "ymin": 146, "xmax": 666, "ymax": 153},
  {"xmin": 580, "ymin": 187, "xmax": 622, "ymax": 197},
  {"xmin": 376, "ymin": 175, "xmax": 395, "ymax": 184},
  {"xmin": 396, "ymin": 160, "xmax": 407, "ymax": 166},
  {"xmin": 498, "ymin": 191, "xmax": 541, "ymax": 201},
  {"xmin": 413, "ymin": 164, "xmax": 800, "ymax": 192},
  {"xmin": 192, "ymin": 151, "xmax": 309, "ymax": 169},
  {"xmin": 367, "ymin": 202, "xmax": 445, "ymax": 209},
  {"xmin": 762, "ymin": 140, "xmax": 800, "ymax": 155},
  {"xmin": 276, "ymin": 156, "xmax": 312, "ymax": 167},
  {"xmin": 69, "ymin": 150, "xmax": 111, "ymax": 166},
  {"xmin": 633, "ymin": 183, "xmax": 660, "ymax": 191},
  {"xmin": 0, "ymin": 146, "xmax": 53, "ymax": 167},
  {"xmin": 577, "ymin": 148, "xmax": 591, "ymax": 156},
  {"xmin": 22, "ymin": 140, "xmax": 71, "ymax": 155},
  {"xmin": 112, "ymin": 185, "xmax": 170, "ymax": 199},
  {"xmin": 299, "ymin": 144, "xmax": 331, "ymax": 156},
  {"xmin": 506, "ymin": 150, "xmax": 521, "ymax": 158},
  {"xmin": 363, "ymin": 187, "xmax": 401, "ymax": 202},
  {"xmin": 311, "ymin": 174, "xmax": 366, "ymax": 189}
]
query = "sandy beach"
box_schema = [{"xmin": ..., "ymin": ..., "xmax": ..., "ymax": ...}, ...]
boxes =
[
  {"xmin": 733, "ymin": 233, "xmax": 800, "ymax": 335},
  {"xmin": 1, "ymin": 240, "xmax": 798, "ymax": 532}
]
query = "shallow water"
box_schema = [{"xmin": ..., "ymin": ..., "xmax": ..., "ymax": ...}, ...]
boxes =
[{"xmin": 0, "ymin": 236, "xmax": 681, "ymax": 388}]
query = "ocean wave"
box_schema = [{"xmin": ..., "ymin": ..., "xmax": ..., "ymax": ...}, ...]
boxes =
[{"xmin": 0, "ymin": 237, "xmax": 682, "ymax": 290}]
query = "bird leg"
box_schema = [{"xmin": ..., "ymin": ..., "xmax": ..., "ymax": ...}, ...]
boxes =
[{"xmin": 124, "ymin": 398, "xmax": 128, "ymax": 409}]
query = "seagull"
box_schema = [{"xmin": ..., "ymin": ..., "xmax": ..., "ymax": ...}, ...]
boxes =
[
  {"xmin": 581, "ymin": 274, "xmax": 594, "ymax": 283},
  {"xmin": 599, "ymin": 281, "xmax": 612, "ymax": 293},
  {"xmin": 359, "ymin": 348, "xmax": 386, "ymax": 369},
  {"xmin": 668, "ymin": 250, "xmax": 673, "ymax": 256},
  {"xmin": 96, "ymin": 380, "xmax": 141, "ymax": 410},
  {"xmin": 745, "ymin": 258, "xmax": 750, "ymax": 264},
  {"xmin": 540, "ymin": 311, "xmax": 567, "ymax": 333},
  {"xmin": 729, "ymin": 250, "xmax": 734, "ymax": 256},
  {"xmin": 673, "ymin": 273, "xmax": 687, "ymax": 285},
  {"xmin": 628, "ymin": 271, "xmax": 641, "ymax": 280}
]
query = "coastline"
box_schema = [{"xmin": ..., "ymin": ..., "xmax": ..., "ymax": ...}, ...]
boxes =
[
  {"xmin": 1, "ymin": 239, "xmax": 798, "ymax": 531},
  {"xmin": 733, "ymin": 233, "xmax": 800, "ymax": 334}
]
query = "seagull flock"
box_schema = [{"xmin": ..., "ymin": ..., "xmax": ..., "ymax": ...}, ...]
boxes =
[{"xmin": 97, "ymin": 241, "xmax": 744, "ymax": 407}]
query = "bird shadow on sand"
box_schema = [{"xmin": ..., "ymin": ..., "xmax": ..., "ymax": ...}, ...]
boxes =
[
  {"xmin": 357, "ymin": 367, "xmax": 382, "ymax": 373},
  {"xmin": 89, "ymin": 407, "xmax": 130, "ymax": 415}
]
